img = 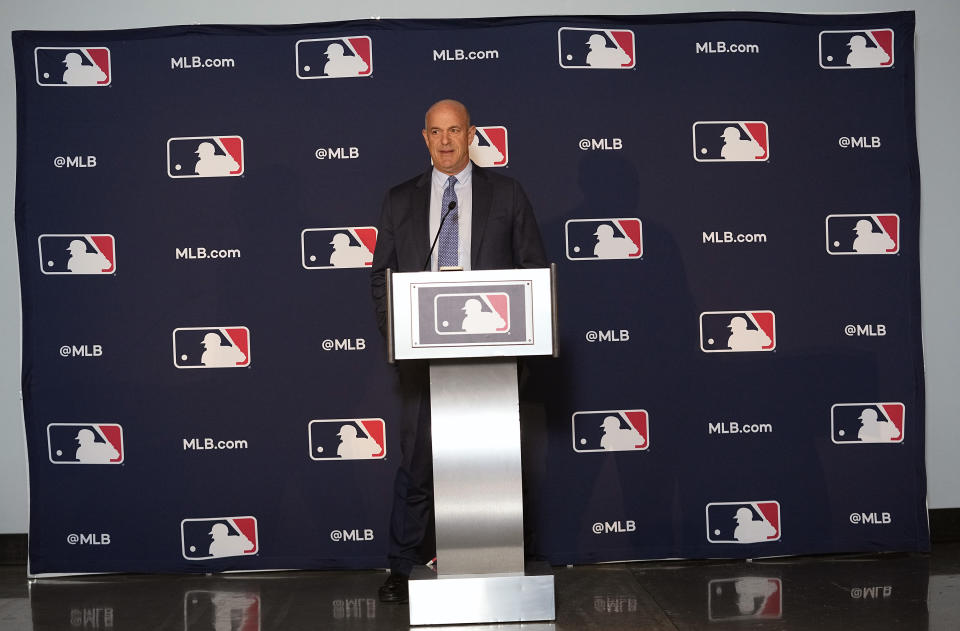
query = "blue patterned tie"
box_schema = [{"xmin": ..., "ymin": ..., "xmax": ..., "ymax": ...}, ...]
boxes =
[{"xmin": 436, "ymin": 175, "xmax": 459, "ymax": 269}]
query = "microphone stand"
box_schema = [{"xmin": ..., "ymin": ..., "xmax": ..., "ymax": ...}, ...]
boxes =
[{"xmin": 423, "ymin": 200, "xmax": 457, "ymax": 271}]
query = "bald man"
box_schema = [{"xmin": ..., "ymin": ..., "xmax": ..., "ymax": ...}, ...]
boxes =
[{"xmin": 370, "ymin": 99, "xmax": 547, "ymax": 602}]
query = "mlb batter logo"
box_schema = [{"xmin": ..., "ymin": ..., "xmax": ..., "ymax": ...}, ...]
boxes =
[
  {"xmin": 308, "ymin": 419, "xmax": 386, "ymax": 460},
  {"xmin": 47, "ymin": 423, "xmax": 123, "ymax": 464},
  {"xmin": 413, "ymin": 281, "xmax": 530, "ymax": 347},
  {"xmin": 38, "ymin": 234, "xmax": 115, "ymax": 275},
  {"xmin": 565, "ymin": 218, "xmax": 642, "ymax": 260},
  {"xmin": 34, "ymin": 47, "xmax": 111, "ymax": 86},
  {"xmin": 826, "ymin": 214, "xmax": 899, "ymax": 255},
  {"xmin": 181, "ymin": 517, "xmax": 258, "ymax": 560},
  {"xmin": 558, "ymin": 27, "xmax": 635, "ymax": 69},
  {"xmin": 694, "ymin": 122, "xmax": 769, "ymax": 162},
  {"xmin": 301, "ymin": 227, "xmax": 377, "ymax": 269},
  {"xmin": 167, "ymin": 136, "xmax": 244, "ymax": 178},
  {"xmin": 819, "ymin": 29, "xmax": 894, "ymax": 69},
  {"xmin": 469, "ymin": 126, "xmax": 508, "ymax": 167},
  {"xmin": 706, "ymin": 501, "xmax": 781, "ymax": 544},
  {"xmin": 700, "ymin": 311, "xmax": 776, "ymax": 353},
  {"xmin": 572, "ymin": 410, "xmax": 648, "ymax": 453},
  {"xmin": 831, "ymin": 402, "xmax": 904, "ymax": 444},
  {"xmin": 708, "ymin": 578, "xmax": 782, "ymax": 621},
  {"xmin": 296, "ymin": 36, "xmax": 372, "ymax": 79},
  {"xmin": 435, "ymin": 293, "xmax": 510, "ymax": 335},
  {"xmin": 173, "ymin": 327, "xmax": 250, "ymax": 369}
]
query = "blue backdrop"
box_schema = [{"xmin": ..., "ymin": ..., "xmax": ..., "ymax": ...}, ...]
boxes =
[{"xmin": 13, "ymin": 11, "xmax": 926, "ymax": 576}]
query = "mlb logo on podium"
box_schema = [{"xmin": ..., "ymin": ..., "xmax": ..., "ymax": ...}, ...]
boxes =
[
  {"xmin": 173, "ymin": 327, "xmax": 250, "ymax": 369},
  {"xmin": 469, "ymin": 126, "xmax": 509, "ymax": 167},
  {"xmin": 565, "ymin": 218, "xmax": 642, "ymax": 260},
  {"xmin": 38, "ymin": 234, "xmax": 115, "ymax": 275},
  {"xmin": 47, "ymin": 423, "xmax": 123, "ymax": 464},
  {"xmin": 826, "ymin": 214, "xmax": 899, "ymax": 255},
  {"xmin": 706, "ymin": 501, "xmax": 781, "ymax": 544},
  {"xmin": 572, "ymin": 410, "xmax": 648, "ymax": 453},
  {"xmin": 831, "ymin": 402, "xmax": 904, "ymax": 444},
  {"xmin": 435, "ymin": 293, "xmax": 510, "ymax": 335},
  {"xmin": 708, "ymin": 578, "xmax": 782, "ymax": 621},
  {"xmin": 694, "ymin": 122, "xmax": 769, "ymax": 162},
  {"xmin": 819, "ymin": 29, "xmax": 894, "ymax": 69},
  {"xmin": 308, "ymin": 419, "xmax": 386, "ymax": 460},
  {"xmin": 411, "ymin": 280, "xmax": 530, "ymax": 347},
  {"xmin": 296, "ymin": 36, "xmax": 372, "ymax": 79},
  {"xmin": 167, "ymin": 136, "xmax": 244, "ymax": 178},
  {"xmin": 34, "ymin": 47, "xmax": 111, "ymax": 86},
  {"xmin": 181, "ymin": 517, "xmax": 258, "ymax": 560},
  {"xmin": 700, "ymin": 311, "xmax": 776, "ymax": 353},
  {"xmin": 558, "ymin": 28, "xmax": 634, "ymax": 69},
  {"xmin": 301, "ymin": 227, "xmax": 377, "ymax": 269}
]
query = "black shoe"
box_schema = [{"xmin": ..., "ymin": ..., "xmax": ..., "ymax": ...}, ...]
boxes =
[{"xmin": 378, "ymin": 573, "xmax": 409, "ymax": 603}]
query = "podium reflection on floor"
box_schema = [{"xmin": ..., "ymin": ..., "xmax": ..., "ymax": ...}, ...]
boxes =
[{"xmin": 3, "ymin": 543, "xmax": 958, "ymax": 630}]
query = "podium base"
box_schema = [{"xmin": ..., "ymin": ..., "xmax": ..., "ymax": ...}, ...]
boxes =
[{"xmin": 408, "ymin": 562, "xmax": 556, "ymax": 626}]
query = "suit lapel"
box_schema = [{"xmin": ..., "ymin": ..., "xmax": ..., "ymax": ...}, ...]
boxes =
[
  {"xmin": 470, "ymin": 166, "xmax": 492, "ymax": 267},
  {"xmin": 408, "ymin": 170, "xmax": 431, "ymax": 269}
]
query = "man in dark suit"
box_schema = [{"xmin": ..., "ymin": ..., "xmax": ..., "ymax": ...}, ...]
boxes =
[{"xmin": 370, "ymin": 99, "xmax": 547, "ymax": 602}]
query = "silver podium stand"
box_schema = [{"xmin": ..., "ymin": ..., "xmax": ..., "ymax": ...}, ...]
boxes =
[{"xmin": 388, "ymin": 266, "xmax": 558, "ymax": 626}]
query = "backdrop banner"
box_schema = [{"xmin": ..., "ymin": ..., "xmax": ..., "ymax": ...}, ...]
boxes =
[{"xmin": 13, "ymin": 11, "xmax": 925, "ymax": 576}]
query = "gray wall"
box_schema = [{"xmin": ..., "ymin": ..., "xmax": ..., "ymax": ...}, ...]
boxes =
[{"xmin": 1, "ymin": 0, "xmax": 956, "ymax": 534}]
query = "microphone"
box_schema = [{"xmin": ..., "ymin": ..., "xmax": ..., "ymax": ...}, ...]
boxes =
[{"xmin": 423, "ymin": 200, "xmax": 457, "ymax": 271}]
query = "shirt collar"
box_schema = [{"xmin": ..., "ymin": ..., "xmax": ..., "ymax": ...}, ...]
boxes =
[{"xmin": 432, "ymin": 161, "xmax": 473, "ymax": 187}]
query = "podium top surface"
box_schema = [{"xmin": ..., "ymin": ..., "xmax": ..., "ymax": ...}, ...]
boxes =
[{"xmin": 390, "ymin": 267, "xmax": 555, "ymax": 361}]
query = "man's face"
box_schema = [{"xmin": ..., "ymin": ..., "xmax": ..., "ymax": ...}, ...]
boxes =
[{"xmin": 422, "ymin": 103, "xmax": 475, "ymax": 175}]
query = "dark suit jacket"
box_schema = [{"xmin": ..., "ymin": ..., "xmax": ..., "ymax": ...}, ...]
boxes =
[{"xmin": 370, "ymin": 164, "xmax": 548, "ymax": 336}]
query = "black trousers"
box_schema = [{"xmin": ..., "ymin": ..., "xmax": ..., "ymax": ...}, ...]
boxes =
[{"xmin": 387, "ymin": 360, "xmax": 434, "ymax": 576}]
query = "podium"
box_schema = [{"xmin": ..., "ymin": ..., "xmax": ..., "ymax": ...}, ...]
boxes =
[{"xmin": 387, "ymin": 265, "xmax": 558, "ymax": 626}]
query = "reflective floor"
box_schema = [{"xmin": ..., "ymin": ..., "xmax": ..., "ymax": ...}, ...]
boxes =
[{"xmin": 1, "ymin": 543, "xmax": 958, "ymax": 630}]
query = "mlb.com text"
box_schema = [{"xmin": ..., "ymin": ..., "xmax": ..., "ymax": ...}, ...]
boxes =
[
  {"xmin": 171, "ymin": 56, "xmax": 236, "ymax": 69},
  {"xmin": 696, "ymin": 41, "xmax": 760, "ymax": 54},
  {"xmin": 433, "ymin": 48, "xmax": 500, "ymax": 61},
  {"xmin": 709, "ymin": 421, "xmax": 773, "ymax": 435},
  {"xmin": 703, "ymin": 231, "xmax": 768, "ymax": 244},
  {"xmin": 183, "ymin": 438, "xmax": 248, "ymax": 451},
  {"xmin": 176, "ymin": 247, "xmax": 241, "ymax": 260}
]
